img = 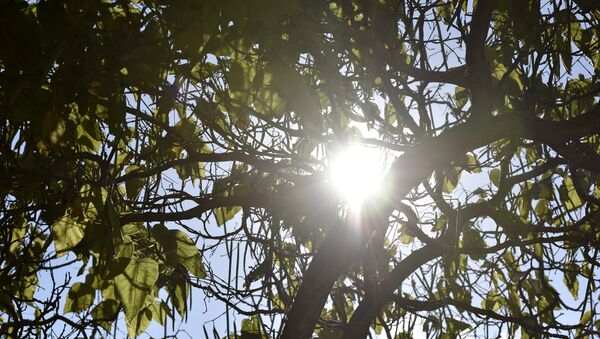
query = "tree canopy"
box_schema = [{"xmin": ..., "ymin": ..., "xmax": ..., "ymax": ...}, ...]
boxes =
[{"xmin": 2, "ymin": 0, "xmax": 600, "ymax": 337}]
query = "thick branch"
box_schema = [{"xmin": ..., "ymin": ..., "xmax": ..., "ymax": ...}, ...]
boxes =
[{"xmin": 465, "ymin": 0, "xmax": 495, "ymax": 116}]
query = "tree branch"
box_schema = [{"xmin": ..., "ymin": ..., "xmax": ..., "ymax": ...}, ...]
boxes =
[{"xmin": 281, "ymin": 103, "xmax": 600, "ymax": 338}]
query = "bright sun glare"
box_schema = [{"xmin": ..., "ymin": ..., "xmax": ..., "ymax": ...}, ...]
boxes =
[{"xmin": 330, "ymin": 145, "xmax": 386, "ymax": 211}]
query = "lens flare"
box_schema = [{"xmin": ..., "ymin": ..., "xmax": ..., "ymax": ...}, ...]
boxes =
[{"xmin": 329, "ymin": 145, "xmax": 385, "ymax": 211}]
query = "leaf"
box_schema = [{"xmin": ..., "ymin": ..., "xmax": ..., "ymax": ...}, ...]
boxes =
[
  {"xmin": 399, "ymin": 231, "xmax": 414, "ymax": 244},
  {"xmin": 215, "ymin": 206, "xmax": 242, "ymax": 225},
  {"xmin": 269, "ymin": 64, "xmax": 321, "ymax": 134},
  {"xmin": 175, "ymin": 162, "xmax": 205, "ymax": 182},
  {"xmin": 168, "ymin": 277, "xmax": 189, "ymax": 317},
  {"xmin": 244, "ymin": 260, "xmax": 269, "ymax": 288},
  {"xmin": 317, "ymin": 328, "xmax": 342, "ymax": 339},
  {"xmin": 114, "ymin": 257, "xmax": 159, "ymax": 321},
  {"xmin": 152, "ymin": 224, "xmax": 206, "ymax": 278},
  {"xmin": 101, "ymin": 284, "xmax": 117, "ymax": 301},
  {"xmin": 91, "ymin": 299, "xmax": 119, "ymax": 332},
  {"xmin": 64, "ymin": 282, "xmax": 95, "ymax": 314},
  {"xmin": 580, "ymin": 310, "xmax": 593, "ymax": 325},
  {"xmin": 52, "ymin": 216, "xmax": 85, "ymax": 257},
  {"xmin": 76, "ymin": 119, "xmax": 101, "ymax": 152},
  {"xmin": 211, "ymin": 177, "xmax": 242, "ymax": 225},
  {"xmin": 489, "ymin": 169, "xmax": 501, "ymax": 188},
  {"xmin": 443, "ymin": 167, "xmax": 461, "ymax": 193},
  {"xmin": 564, "ymin": 263, "xmax": 580, "ymax": 300},
  {"xmin": 106, "ymin": 241, "xmax": 133, "ymax": 279},
  {"xmin": 18, "ymin": 274, "xmax": 38, "ymax": 300},
  {"xmin": 85, "ymin": 272, "xmax": 108, "ymax": 290},
  {"xmin": 447, "ymin": 318, "xmax": 471, "ymax": 334},
  {"xmin": 518, "ymin": 195, "xmax": 531, "ymax": 217},
  {"xmin": 534, "ymin": 199, "xmax": 548, "ymax": 219},
  {"xmin": 0, "ymin": 292, "xmax": 13, "ymax": 314},
  {"xmin": 226, "ymin": 61, "xmax": 246, "ymax": 92},
  {"xmin": 9, "ymin": 219, "xmax": 28, "ymax": 253},
  {"xmin": 462, "ymin": 227, "xmax": 486, "ymax": 260},
  {"xmin": 435, "ymin": 1, "xmax": 455, "ymax": 25},
  {"xmin": 434, "ymin": 214, "xmax": 448, "ymax": 232},
  {"xmin": 443, "ymin": 176, "xmax": 456, "ymax": 193},
  {"xmin": 126, "ymin": 307, "xmax": 152, "ymax": 338},
  {"xmin": 124, "ymin": 165, "xmax": 144, "ymax": 199},
  {"xmin": 490, "ymin": 62, "xmax": 524, "ymax": 96},
  {"xmin": 241, "ymin": 315, "xmax": 262, "ymax": 338},
  {"xmin": 148, "ymin": 300, "xmax": 171, "ymax": 326},
  {"xmin": 466, "ymin": 153, "xmax": 481, "ymax": 173},
  {"xmin": 454, "ymin": 86, "xmax": 469, "ymax": 109},
  {"xmin": 563, "ymin": 176, "xmax": 583, "ymax": 209}
]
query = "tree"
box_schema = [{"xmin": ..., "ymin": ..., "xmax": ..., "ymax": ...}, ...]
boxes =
[{"xmin": 2, "ymin": 0, "xmax": 600, "ymax": 337}]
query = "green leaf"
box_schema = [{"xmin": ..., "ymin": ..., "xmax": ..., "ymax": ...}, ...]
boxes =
[
  {"xmin": 490, "ymin": 62, "xmax": 524, "ymax": 96},
  {"xmin": 534, "ymin": 199, "xmax": 549, "ymax": 219},
  {"xmin": 443, "ymin": 176, "xmax": 456, "ymax": 193},
  {"xmin": 18, "ymin": 274, "xmax": 38, "ymax": 300},
  {"xmin": 101, "ymin": 284, "xmax": 117, "ymax": 301},
  {"xmin": 211, "ymin": 177, "xmax": 242, "ymax": 225},
  {"xmin": 564, "ymin": 176, "xmax": 583, "ymax": 209},
  {"xmin": 244, "ymin": 260, "xmax": 270, "ymax": 288},
  {"xmin": 269, "ymin": 64, "xmax": 321, "ymax": 134},
  {"xmin": 317, "ymin": 328, "xmax": 342, "ymax": 339},
  {"xmin": 152, "ymin": 224, "xmax": 206, "ymax": 278},
  {"xmin": 126, "ymin": 307, "xmax": 152, "ymax": 338},
  {"xmin": 435, "ymin": 1, "xmax": 455, "ymax": 25},
  {"xmin": 106, "ymin": 241, "xmax": 133, "ymax": 279},
  {"xmin": 148, "ymin": 300, "xmax": 171, "ymax": 326},
  {"xmin": 454, "ymin": 86, "xmax": 469, "ymax": 109},
  {"xmin": 466, "ymin": 153, "xmax": 481, "ymax": 173},
  {"xmin": 168, "ymin": 277, "xmax": 189, "ymax": 317},
  {"xmin": 76, "ymin": 119, "xmax": 101, "ymax": 152},
  {"xmin": 9, "ymin": 219, "xmax": 28, "ymax": 253},
  {"xmin": 462, "ymin": 227, "xmax": 486, "ymax": 260},
  {"xmin": 85, "ymin": 272, "xmax": 108, "ymax": 290},
  {"xmin": 64, "ymin": 282, "xmax": 95, "ymax": 314},
  {"xmin": 447, "ymin": 317, "xmax": 471, "ymax": 334},
  {"xmin": 0, "ymin": 292, "xmax": 13, "ymax": 314},
  {"xmin": 489, "ymin": 169, "xmax": 501, "ymax": 188},
  {"xmin": 434, "ymin": 214, "xmax": 448, "ymax": 232},
  {"xmin": 215, "ymin": 206, "xmax": 242, "ymax": 225},
  {"xmin": 226, "ymin": 61, "xmax": 246, "ymax": 92},
  {"xmin": 91, "ymin": 299, "xmax": 119, "ymax": 332},
  {"xmin": 241, "ymin": 315, "xmax": 262, "ymax": 338},
  {"xmin": 518, "ymin": 195, "xmax": 531, "ymax": 217},
  {"xmin": 443, "ymin": 168, "xmax": 461, "ymax": 193},
  {"xmin": 564, "ymin": 263, "xmax": 580, "ymax": 300},
  {"xmin": 174, "ymin": 162, "xmax": 205, "ymax": 182},
  {"xmin": 115, "ymin": 257, "xmax": 159, "ymax": 321},
  {"xmin": 580, "ymin": 310, "xmax": 593, "ymax": 325},
  {"xmin": 124, "ymin": 165, "xmax": 144, "ymax": 199},
  {"xmin": 52, "ymin": 216, "xmax": 85, "ymax": 257},
  {"xmin": 399, "ymin": 231, "xmax": 414, "ymax": 245}
]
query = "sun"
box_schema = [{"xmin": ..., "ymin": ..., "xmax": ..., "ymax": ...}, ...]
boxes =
[{"xmin": 329, "ymin": 145, "xmax": 386, "ymax": 211}]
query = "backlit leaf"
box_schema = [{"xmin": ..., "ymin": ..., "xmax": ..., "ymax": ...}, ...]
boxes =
[
  {"xmin": 115, "ymin": 257, "xmax": 159, "ymax": 321},
  {"xmin": 64, "ymin": 282, "xmax": 95, "ymax": 314},
  {"xmin": 52, "ymin": 216, "xmax": 85, "ymax": 257},
  {"xmin": 91, "ymin": 299, "xmax": 119, "ymax": 331},
  {"xmin": 152, "ymin": 224, "xmax": 206, "ymax": 278}
]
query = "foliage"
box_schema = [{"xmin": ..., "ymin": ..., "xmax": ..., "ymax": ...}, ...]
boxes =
[{"xmin": 1, "ymin": 0, "xmax": 600, "ymax": 337}]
